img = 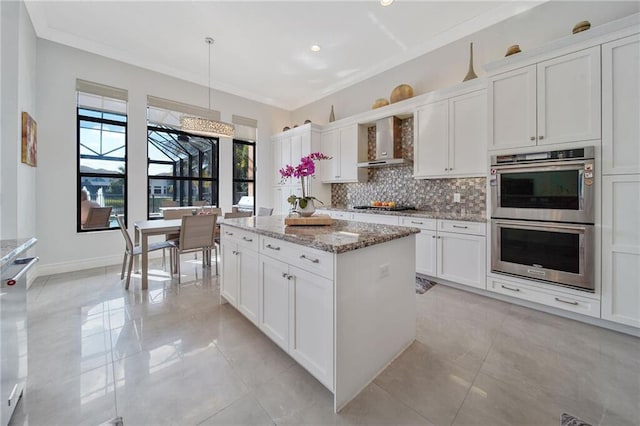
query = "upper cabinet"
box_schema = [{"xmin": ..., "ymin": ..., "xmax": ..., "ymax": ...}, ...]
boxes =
[
  {"xmin": 272, "ymin": 126, "xmax": 313, "ymax": 185},
  {"xmin": 602, "ymin": 34, "xmax": 640, "ymax": 175},
  {"xmin": 414, "ymin": 89, "xmax": 487, "ymax": 178},
  {"xmin": 488, "ymin": 46, "xmax": 601, "ymax": 150},
  {"xmin": 320, "ymin": 124, "xmax": 368, "ymax": 183}
]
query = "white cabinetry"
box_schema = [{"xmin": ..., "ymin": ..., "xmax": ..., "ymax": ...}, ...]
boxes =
[
  {"xmin": 351, "ymin": 212, "xmax": 399, "ymax": 225},
  {"xmin": 602, "ymin": 34, "xmax": 640, "ymax": 175},
  {"xmin": 271, "ymin": 124, "xmax": 330, "ymax": 215},
  {"xmin": 259, "ymin": 254, "xmax": 290, "ymax": 350},
  {"xmin": 320, "ymin": 124, "xmax": 368, "ymax": 183},
  {"xmin": 488, "ymin": 46, "xmax": 601, "ymax": 150},
  {"xmin": 414, "ymin": 89, "xmax": 487, "ymax": 178},
  {"xmin": 601, "ymin": 175, "xmax": 640, "ymax": 327},
  {"xmin": 220, "ymin": 227, "xmax": 260, "ymax": 324},
  {"xmin": 399, "ymin": 217, "xmax": 437, "ymax": 276}
]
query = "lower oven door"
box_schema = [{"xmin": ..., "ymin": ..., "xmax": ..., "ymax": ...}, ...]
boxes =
[{"xmin": 491, "ymin": 219, "xmax": 594, "ymax": 291}]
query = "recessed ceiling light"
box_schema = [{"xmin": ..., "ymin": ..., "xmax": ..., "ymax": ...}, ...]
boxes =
[
  {"xmin": 311, "ymin": 44, "xmax": 321, "ymax": 52},
  {"xmin": 380, "ymin": 0, "xmax": 394, "ymax": 6}
]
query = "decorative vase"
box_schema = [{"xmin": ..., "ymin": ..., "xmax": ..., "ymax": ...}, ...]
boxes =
[
  {"xmin": 372, "ymin": 98, "xmax": 390, "ymax": 109},
  {"xmin": 297, "ymin": 199, "xmax": 316, "ymax": 217},
  {"xmin": 390, "ymin": 84, "xmax": 413, "ymax": 103},
  {"xmin": 329, "ymin": 105, "xmax": 335, "ymax": 122},
  {"xmin": 463, "ymin": 42, "xmax": 478, "ymax": 82}
]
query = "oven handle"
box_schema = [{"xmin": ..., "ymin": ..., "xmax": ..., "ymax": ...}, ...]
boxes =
[
  {"xmin": 492, "ymin": 219, "xmax": 589, "ymax": 233},
  {"xmin": 491, "ymin": 159, "xmax": 589, "ymax": 171}
]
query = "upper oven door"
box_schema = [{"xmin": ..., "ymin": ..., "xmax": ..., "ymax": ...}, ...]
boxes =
[{"xmin": 490, "ymin": 159, "xmax": 594, "ymax": 223}]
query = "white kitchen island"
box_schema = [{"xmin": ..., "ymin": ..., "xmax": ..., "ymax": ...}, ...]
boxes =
[{"xmin": 219, "ymin": 215, "xmax": 419, "ymax": 412}]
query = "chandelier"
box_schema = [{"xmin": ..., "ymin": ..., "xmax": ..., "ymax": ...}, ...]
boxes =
[{"xmin": 181, "ymin": 37, "xmax": 234, "ymax": 138}]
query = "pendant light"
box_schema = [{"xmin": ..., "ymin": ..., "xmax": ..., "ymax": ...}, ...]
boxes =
[{"xmin": 181, "ymin": 37, "xmax": 234, "ymax": 138}]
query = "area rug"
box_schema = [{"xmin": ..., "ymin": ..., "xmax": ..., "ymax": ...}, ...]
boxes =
[
  {"xmin": 561, "ymin": 413, "xmax": 592, "ymax": 426},
  {"xmin": 416, "ymin": 275, "xmax": 437, "ymax": 294}
]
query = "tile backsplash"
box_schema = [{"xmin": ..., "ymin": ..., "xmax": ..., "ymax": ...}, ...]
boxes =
[{"xmin": 331, "ymin": 118, "xmax": 486, "ymax": 215}]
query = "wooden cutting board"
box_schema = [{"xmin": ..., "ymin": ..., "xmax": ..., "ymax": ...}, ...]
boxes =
[{"xmin": 284, "ymin": 214, "xmax": 334, "ymax": 226}]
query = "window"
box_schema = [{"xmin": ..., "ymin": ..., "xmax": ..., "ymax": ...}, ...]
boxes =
[
  {"xmin": 232, "ymin": 139, "xmax": 256, "ymax": 214},
  {"xmin": 77, "ymin": 81, "xmax": 127, "ymax": 231},
  {"xmin": 147, "ymin": 119, "xmax": 219, "ymax": 219}
]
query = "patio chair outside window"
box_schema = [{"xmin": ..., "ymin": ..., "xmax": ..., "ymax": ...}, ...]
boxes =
[{"xmin": 83, "ymin": 207, "xmax": 113, "ymax": 229}]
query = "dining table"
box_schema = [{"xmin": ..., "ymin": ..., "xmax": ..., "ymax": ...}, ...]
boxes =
[{"xmin": 133, "ymin": 219, "xmax": 182, "ymax": 290}]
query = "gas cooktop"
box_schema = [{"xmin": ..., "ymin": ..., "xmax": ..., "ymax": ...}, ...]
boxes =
[{"xmin": 352, "ymin": 205, "xmax": 416, "ymax": 211}]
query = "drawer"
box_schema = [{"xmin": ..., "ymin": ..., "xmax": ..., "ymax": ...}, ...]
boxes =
[
  {"xmin": 438, "ymin": 219, "xmax": 486, "ymax": 236},
  {"xmin": 351, "ymin": 213, "xmax": 399, "ymax": 225},
  {"xmin": 488, "ymin": 278, "xmax": 600, "ymax": 318},
  {"xmin": 221, "ymin": 226, "xmax": 259, "ymax": 251},
  {"xmin": 261, "ymin": 236, "xmax": 334, "ymax": 279},
  {"xmin": 399, "ymin": 216, "xmax": 436, "ymax": 230}
]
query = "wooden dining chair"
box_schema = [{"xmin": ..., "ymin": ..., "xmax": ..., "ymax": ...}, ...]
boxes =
[
  {"xmin": 83, "ymin": 207, "xmax": 112, "ymax": 229},
  {"xmin": 116, "ymin": 216, "xmax": 174, "ymax": 289},
  {"xmin": 170, "ymin": 214, "xmax": 217, "ymax": 283}
]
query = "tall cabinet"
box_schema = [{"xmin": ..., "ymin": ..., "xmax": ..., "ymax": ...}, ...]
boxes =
[
  {"xmin": 601, "ymin": 34, "xmax": 640, "ymax": 328},
  {"xmin": 271, "ymin": 124, "xmax": 331, "ymax": 215}
]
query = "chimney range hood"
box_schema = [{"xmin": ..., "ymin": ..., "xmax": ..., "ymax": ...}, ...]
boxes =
[{"xmin": 357, "ymin": 116, "xmax": 412, "ymax": 168}]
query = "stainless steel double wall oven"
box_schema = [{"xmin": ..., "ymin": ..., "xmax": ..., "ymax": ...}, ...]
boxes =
[{"xmin": 490, "ymin": 147, "xmax": 595, "ymax": 291}]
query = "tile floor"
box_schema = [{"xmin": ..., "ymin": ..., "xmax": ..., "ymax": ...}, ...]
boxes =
[{"xmin": 9, "ymin": 257, "xmax": 640, "ymax": 426}]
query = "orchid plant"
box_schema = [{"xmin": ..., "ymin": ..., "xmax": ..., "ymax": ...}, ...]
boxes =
[{"xmin": 279, "ymin": 152, "xmax": 331, "ymax": 209}]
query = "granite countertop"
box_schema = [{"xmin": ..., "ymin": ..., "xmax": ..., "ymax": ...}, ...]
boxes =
[
  {"xmin": 1, "ymin": 238, "xmax": 37, "ymax": 269},
  {"xmin": 320, "ymin": 206, "xmax": 487, "ymax": 223},
  {"xmin": 221, "ymin": 216, "xmax": 420, "ymax": 254}
]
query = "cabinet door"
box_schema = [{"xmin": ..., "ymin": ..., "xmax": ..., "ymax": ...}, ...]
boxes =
[
  {"xmin": 288, "ymin": 265, "xmax": 334, "ymax": 390},
  {"xmin": 537, "ymin": 46, "xmax": 601, "ymax": 145},
  {"xmin": 437, "ymin": 232, "xmax": 486, "ymax": 289},
  {"xmin": 290, "ymin": 134, "xmax": 303, "ymax": 165},
  {"xmin": 414, "ymin": 100, "xmax": 449, "ymax": 177},
  {"xmin": 416, "ymin": 230, "xmax": 437, "ymax": 277},
  {"xmin": 338, "ymin": 124, "xmax": 359, "ymax": 182},
  {"xmin": 220, "ymin": 242, "xmax": 239, "ymax": 306},
  {"xmin": 449, "ymin": 90, "xmax": 487, "ymax": 176},
  {"xmin": 272, "ymin": 138, "xmax": 283, "ymax": 185},
  {"xmin": 238, "ymin": 248, "xmax": 260, "ymax": 325},
  {"xmin": 320, "ymin": 130, "xmax": 340, "ymax": 182},
  {"xmin": 488, "ymin": 66, "xmax": 536, "ymax": 150},
  {"xmin": 601, "ymin": 175, "xmax": 640, "ymax": 328},
  {"xmin": 281, "ymin": 136, "xmax": 292, "ymax": 170},
  {"xmin": 602, "ymin": 35, "xmax": 640, "ymax": 175},
  {"xmin": 259, "ymin": 255, "xmax": 290, "ymax": 350}
]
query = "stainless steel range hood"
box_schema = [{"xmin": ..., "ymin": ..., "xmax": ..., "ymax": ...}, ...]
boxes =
[{"xmin": 357, "ymin": 116, "xmax": 411, "ymax": 168}]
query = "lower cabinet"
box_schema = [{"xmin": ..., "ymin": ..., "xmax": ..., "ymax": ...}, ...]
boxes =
[
  {"xmin": 399, "ymin": 217, "xmax": 486, "ymax": 289},
  {"xmin": 258, "ymin": 252, "xmax": 334, "ymax": 390},
  {"xmin": 601, "ymin": 175, "xmax": 640, "ymax": 327},
  {"xmin": 220, "ymin": 227, "xmax": 260, "ymax": 324}
]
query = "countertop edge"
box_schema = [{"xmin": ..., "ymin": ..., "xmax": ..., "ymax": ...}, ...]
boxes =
[
  {"xmin": 319, "ymin": 206, "xmax": 487, "ymax": 223},
  {"xmin": 1, "ymin": 237, "xmax": 38, "ymax": 269}
]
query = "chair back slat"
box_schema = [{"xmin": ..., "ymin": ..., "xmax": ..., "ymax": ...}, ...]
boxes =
[
  {"xmin": 84, "ymin": 207, "xmax": 112, "ymax": 229},
  {"xmin": 180, "ymin": 214, "xmax": 216, "ymax": 250},
  {"xmin": 116, "ymin": 215, "xmax": 133, "ymax": 252},
  {"xmin": 257, "ymin": 207, "xmax": 273, "ymax": 216},
  {"xmin": 163, "ymin": 209, "xmax": 193, "ymax": 219},
  {"xmin": 224, "ymin": 211, "xmax": 252, "ymax": 219},
  {"xmin": 160, "ymin": 200, "xmax": 177, "ymax": 207}
]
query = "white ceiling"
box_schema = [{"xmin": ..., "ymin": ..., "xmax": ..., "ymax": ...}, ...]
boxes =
[{"xmin": 25, "ymin": 1, "xmax": 545, "ymax": 110}]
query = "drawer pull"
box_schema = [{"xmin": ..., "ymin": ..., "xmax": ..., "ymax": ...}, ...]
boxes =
[
  {"xmin": 555, "ymin": 297, "xmax": 579, "ymax": 306},
  {"xmin": 242, "ymin": 237, "xmax": 253, "ymax": 242},
  {"xmin": 266, "ymin": 244, "xmax": 281, "ymax": 251},
  {"xmin": 225, "ymin": 231, "xmax": 234, "ymax": 236},
  {"xmin": 501, "ymin": 284, "xmax": 520, "ymax": 292},
  {"xmin": 300, "ymin": 254, "xmax": 320, "ymax": 264},
  {"xmin": 452, "ymin": 225, "xmax": 468, "ymax": 229},
  {"xmin": 232, "ymin": 250, "xmax": 239, "ymax": 255},
  {"xmin": 282, "ymin": 272, "xmax": 289, "ymax": 279},
  {"xmin": 411, "ymin": 221, "xmax": 424, "ymax": 225}
]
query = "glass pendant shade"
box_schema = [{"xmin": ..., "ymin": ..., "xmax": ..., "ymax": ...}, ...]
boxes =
[{"xmin": 182, "ymin": 37, "xmax": 234, "ymax": 139}]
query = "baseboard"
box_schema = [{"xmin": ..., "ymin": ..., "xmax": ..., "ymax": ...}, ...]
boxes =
[{"xmin": 436, "ymin": 279, "xmax": 640, "ymax": 338}]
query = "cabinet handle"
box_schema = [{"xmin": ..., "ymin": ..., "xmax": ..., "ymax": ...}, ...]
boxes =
[
  {"xmin": 555, "ymin": 297, "xmax": 578, "ymax": 306},
  {"xmin": 300, "ymin": 254, "xmax": 320, "ymax": 264},
  {"xmin": 8, "ymin": 384, "xmax": 18, "ymax": 406},
  {"xmin": 539, "ymin": 135, "xmax": 544, "ymax": 140},
  {"xmin": 232, "ymin": 250, "xmax": 238, "ymax": 255},
  {"xmin": 282, "ymin": 272, "xmax": 289, "ymax": 279},
  {"xmin": 335, "ymin": 175, "xmax": 340, "ymax": 178},
  {"xmin": 501, "ymin": 284, "xmax": 520, "ymax": 292},
  {"xmin": 242, "ymin": 237, "xmax": 253, "ymax": 242},
  {"xmin": 444, "ymin": 168, "xmax": 448, "ymax": 171},
  {"xmin": 437, "ymin": 236, "xmax": 441, "ymax": 239},
  {"xmin": 452, "ymin": 225, "xmax": 468, "ymax": 229},
  {"xmin": 287, "ymin": 274, "xmax": 294, "ymax": 281},
  {"xmin": 530, "ymin": 136, "xmax": 536, "ymax": 141},
  {"xmin": 225, "ymin": 231, "xmax": 234, "ymax": 236},
  {"xmin": 432, "ymin": 235, "xmax": 436, "ymax": 239},
  {"xmin": 411, "ymin": 221, "xmax": 423, "ymax": 225},
  {"xmin": 526, "ymin": 269, "xmax": 546, "ymax": 276},
  {"xmin": 266, "ymin": 244, "xmax": 281, "ymax": 251}
]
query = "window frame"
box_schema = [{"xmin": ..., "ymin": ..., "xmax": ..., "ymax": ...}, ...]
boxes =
[
  {"xmin": 146, "ymin": 124, "xmax": 220, "ymax": 219},
  {"xmin": 232, "ymin": 138, "xmax": 256, "ymax": 215},
  {"xmin": 77, "ymin": 107, "xmax": 128, "ymax": 232}
]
